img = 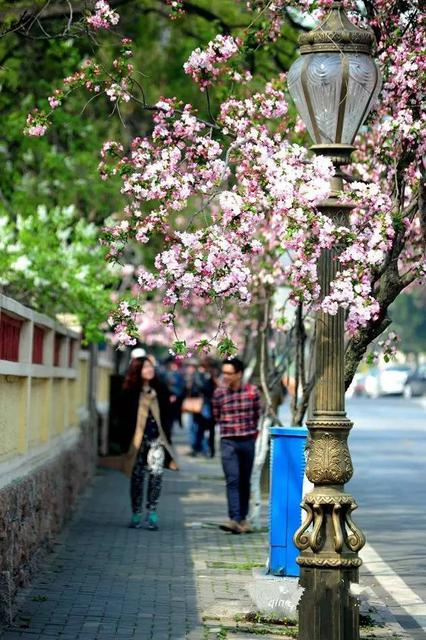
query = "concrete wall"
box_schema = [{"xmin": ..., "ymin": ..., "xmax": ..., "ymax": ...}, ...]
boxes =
[{"xmin": 0, "ymin": 294, "xmax": 113, "ymax": 622}]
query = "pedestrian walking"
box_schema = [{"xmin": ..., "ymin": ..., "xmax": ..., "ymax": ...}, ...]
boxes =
[
  {"xmin": 161, "ymin": 356, "xmax": 186, "ymax": 432},
  {"xmin": 195, "ymin": 359, "xmax": 217, "ymax": 458},
  {"xmin": 182, "ymin": 360, "xmax": 204, "ymax": 456},
  {"xmin": 212, "ymin": 358, "xmax": 261, "ymax": 534},
  {"xmin": 122, "ymin": 356, "xmax": 178, "ymax": 530}
]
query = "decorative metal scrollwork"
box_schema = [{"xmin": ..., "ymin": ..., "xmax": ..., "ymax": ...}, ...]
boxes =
[
  {"xmin": 294, "ymin": 503, "xmax": 314, "ymax": 551},
  {"xmin": 332, "ymin": 504, "xmax": 344, "ymax": 552},
  {"xmin": 310, "ymin": 503, "xmax": 324, "ymax": 552},
  {"xmin": 346, "ymin": 504, "xmax": 366, "ymax": 552},
  {"xmin": 305, "ymin": 432, "xmax": 353, "ymax": 484},
  {"xmin": 294, "ymin": 493, "xmax": 365, "ymax": 557},
  {"xmin": 297, "ymin": 556, "xmax": 363, "ymax": 568}
]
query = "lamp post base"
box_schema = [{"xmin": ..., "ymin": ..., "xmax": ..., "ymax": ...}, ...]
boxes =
[{"xmin": 298, "ymin": 565, "xmax": 360, "ymax": 640}]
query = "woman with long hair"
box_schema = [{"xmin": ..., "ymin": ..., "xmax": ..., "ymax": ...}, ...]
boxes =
[{"xmin": 122, "ymin": 356, "xmax": 178, "ymax": 530}]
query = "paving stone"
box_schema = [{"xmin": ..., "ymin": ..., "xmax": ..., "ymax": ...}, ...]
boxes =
[{"xmin": 0, "ymin": 429, "xmax": 410, "ymax": 640}]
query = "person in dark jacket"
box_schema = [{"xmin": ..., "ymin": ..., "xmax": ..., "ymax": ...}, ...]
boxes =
[
  {"xmin": 122, "ymin": 356, "xmax": 178, "ymax": 530},
  {"xmin": 194, "ymin": 360, "xmax": 217, "ymax": 457},
  {"xmin": 161, "ymin": 356, "xmax": 185, "ymax": 431}
]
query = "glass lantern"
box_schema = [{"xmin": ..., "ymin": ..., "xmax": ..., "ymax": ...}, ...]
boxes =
[{"xmin": 287, "ymin": 3, "xmax": 382, "ymax": 147}]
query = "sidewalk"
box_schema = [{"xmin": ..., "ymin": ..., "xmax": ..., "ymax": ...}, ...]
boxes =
[{"xmin": 0, "ymin": 431, "xmax": 413, "ymax": 640}]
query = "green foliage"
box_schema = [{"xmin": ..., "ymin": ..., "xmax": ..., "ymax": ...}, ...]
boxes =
[
  {"xmin": 0, "ymin": 20, "xmax": 124, "ymax": 338},
  {"xmin": 171, "ymin": 339, "xmax": 189, "ymax": 356},
  {"xmin": 0, "ymin": 205, "xmax": 118, "ymax": 342},
  {"xmin": 390, "ymin": 290, "xmax": 426, "ymax": 354},
  {"xmin": 217, "ymin": 336, "xmax": 238, "ymax": 358},
  {"xmin": 236, "ymin": 611, "xmax": 297, "ymax": 626},
  {"xmin": 195, "ymin": 338, "xmax": 211, "ymax": 354},
  {"xmin": 365, "ymin": 352, "xmax": 375, "ymax": 366},
  {"xmin": 207, "ymin": 561, "xmax": 265, "ymax": 570},
  {"xmin": 0, "ymin": 0, "xmax": 302, "ymax": 342},
  {"xmin": 0, "ymin": 33, "xmax": 123, "ymax": 219}
]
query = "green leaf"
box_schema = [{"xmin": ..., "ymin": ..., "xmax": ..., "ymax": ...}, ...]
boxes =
[{"xmin": 217, "ymin": 337, "xmax": 237, "ymax": 358}]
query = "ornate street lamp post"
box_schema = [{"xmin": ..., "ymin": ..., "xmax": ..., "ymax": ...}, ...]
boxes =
[{"xmin": 287, "ymin": 4, "xmax": 381, "ymax": 640}]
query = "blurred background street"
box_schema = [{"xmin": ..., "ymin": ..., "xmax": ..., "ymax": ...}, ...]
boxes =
[{"xmin": 348, "ymin": 396, "xmax": 426, "ymax": 637}]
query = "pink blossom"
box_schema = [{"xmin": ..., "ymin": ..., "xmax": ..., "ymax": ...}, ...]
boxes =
[
  {"xmin": 48, "ymin": 96, "xmax": 61, "ymax": 109},
  {"xmin": 87, "ymin": 0, "xmax": 119, "ymax": 30},
  {"xmin": 183, "ymin": 35, "xmax": 240, "ymax": 89},
  {"xmin": 27, "ymin": 124, "xmax": 47, "ymax": 137}
]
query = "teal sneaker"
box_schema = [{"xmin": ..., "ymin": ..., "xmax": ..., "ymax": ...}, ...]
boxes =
[
  {"xmin": 129, "ymin": 513, "xmax": 143, "ymax": 529},
  {"xmin": 147, "ymin": 511, "xmax": 158, "ymax": 531}
]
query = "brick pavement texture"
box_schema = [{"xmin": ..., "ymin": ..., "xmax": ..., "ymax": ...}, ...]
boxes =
[{"xmin": 0, "ymin": 431, "xmax": 413, "ymax": 640}]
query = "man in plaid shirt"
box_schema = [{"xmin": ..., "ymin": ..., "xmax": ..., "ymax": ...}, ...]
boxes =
[{"xmin": 212, "ymin": 357, "xmax": 261, "ymax": 534}]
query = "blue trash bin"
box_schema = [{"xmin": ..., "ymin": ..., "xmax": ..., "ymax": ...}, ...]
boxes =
[{"xmin": 269, "ymin": 426, "xmax": 308, "ymax": 577}]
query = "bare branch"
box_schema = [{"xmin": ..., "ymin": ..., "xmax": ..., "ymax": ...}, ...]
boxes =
[
  {"xmin": 259, "ymin": 294, "xmax": 282, "ymax": 425},
  {"xmin": 290, "ymin": 302, "xmax": 302, "ymax": 423},
  {"xmin": 65, "ymin": 0, "xmax": 73, "ymax": 33}
]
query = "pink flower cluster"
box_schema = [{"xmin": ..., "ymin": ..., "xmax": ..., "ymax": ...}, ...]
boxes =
[
  {"xmin": 87, "ymin": 0, "xmax": 119, "ymax": 30},
  {"xmin": 102, "ymin": 82, "xmax": 344, "ymax": 346},
  {"xmin": 246, "ymin": 0, "xmax": 288, "ymax": 43},
  {"xmin": 219, "ymin": 79, "xmax": 288, "ymax": 135},
  {"xmin": 378, "ymin": 331, "xmax": 400, "ymax": 361},
  {"xmin": 103, "ymin": 52, "xmax": 419, "ymax": 345},
  {"xmin": 102, "ymin": 99, "xmax": 227, "ymax": 211},
  {"xmin": 151, "ymin": 226, "xmax": 253, "ymax": 307},
  {"xmin": 25, "ymin": 111, "xmax": 48, "ymax": 137},
  {"xmin": 48, "ymin": 92, "xmax": 62, "ymax": 109},
  {"xmin": 25, "ymin": 39, "xmax": 134, "ymax": 137},
  {"xmin": 165, "ymin": 0, "xmax": 185, "ymax": 18},
  {"xmin": 105, "ymin": 79, "xmax": 131, "ymax": 102},
  {"xmin": 183, "ymin": 35, "xmax": 240, "ymax": 89},
  {"xmin": 24, "ymin": 0, "xmax": 424, "ymax": 354},
  {"xmin": 374, "ymin": 12, "xmax": 425, "ymax": 183},
  {"xmin": 367, "ymin": 331, "xmax": 400, "ymax": 365},
  {"xmin": 320, "ymin": 182, "xmax": 395, "ymax": 333}
]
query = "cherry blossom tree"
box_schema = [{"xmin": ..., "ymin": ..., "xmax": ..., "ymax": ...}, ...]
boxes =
[{"xmin": 22, "ymin": 0, "xmax": 424, "ymax": 425}]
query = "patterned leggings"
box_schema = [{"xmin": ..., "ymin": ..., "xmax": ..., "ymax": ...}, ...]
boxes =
[{"xmin": 130, "ymin": 438, "xmax": 163, "ymax": 514}]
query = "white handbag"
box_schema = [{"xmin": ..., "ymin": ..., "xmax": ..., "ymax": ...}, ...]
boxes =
[{"xmin": 147, "ymin": 439, "xmax": 165, "ymax": 475}]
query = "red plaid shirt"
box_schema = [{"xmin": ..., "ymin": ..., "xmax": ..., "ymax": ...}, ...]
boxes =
[{"xmin": 212, "ymin": 383, "xmax": 261, "ymax": 438}]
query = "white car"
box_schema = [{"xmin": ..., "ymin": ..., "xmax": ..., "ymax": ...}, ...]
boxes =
[
  {"xmin": 364, "ymin": 368, "xmax": 381, "ymax": 398},
  {"xmin": 365, "ymin": 365, "xmax": 413, "ymax": 397},
  {"xmin": 379, "ymin": 365, "xmax": 413, "ymax": 395}
]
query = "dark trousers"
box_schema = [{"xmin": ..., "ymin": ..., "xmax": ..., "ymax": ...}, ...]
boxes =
[
  {"xmin": 194, "ymin": 418, "xmax": 216, "ymax": 457},
  {"xmin": 221, "ymin": 437, "xmax": 255, "ymax": 522}
]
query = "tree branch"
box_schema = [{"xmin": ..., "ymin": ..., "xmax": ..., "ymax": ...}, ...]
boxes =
[
  {"xmin": 259, "ymin": 295, "xmax": 281, "ymax": 424},
  {"xmin": 344, "ymin": 265, "xmax": 405, "ymax": 388}
]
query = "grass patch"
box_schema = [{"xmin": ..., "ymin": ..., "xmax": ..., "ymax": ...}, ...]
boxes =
[
  {"xmin": 235, "ymin": 612, "xmax": 297, "ymax": 627},
  {"xmin": 207, "ymin": 561, "xmax": 265, "ymax": 570},
  {"xmin": 227, "ymin": 625, "xmax": 298, "ymax": 637},
  {"xmin": 203, "ymin": 609, "xmax": 387, "ymax": 639},
  {"xmin": 208, "ymin": 611, "xmax": 382, "ymax": 639},
  {"xmin": 204, "ymin": 627, "xmax": 228, "ymax": 639},
  {"xmin": 229, "ymin": 611, "xmax": 299, "ymax": 637},
  {"xmin": 360, "ymin": 612, "xmax": 381, "ymax": 628}
]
